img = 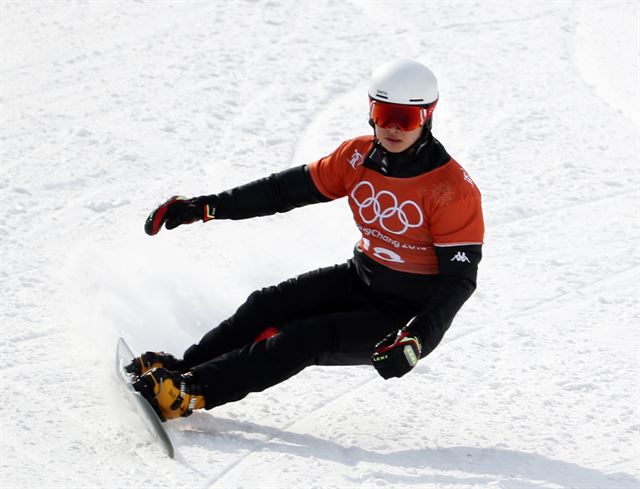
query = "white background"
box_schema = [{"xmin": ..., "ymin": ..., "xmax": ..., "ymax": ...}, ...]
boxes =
[{"xmin": 1, "ymin": 1, "xmax": 638, "ymax": 488}]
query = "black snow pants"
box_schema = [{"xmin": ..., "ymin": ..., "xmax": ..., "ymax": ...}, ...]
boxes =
[{"xmin": 180, "ymin": 260, "xmax": 418, "ymax": 409}]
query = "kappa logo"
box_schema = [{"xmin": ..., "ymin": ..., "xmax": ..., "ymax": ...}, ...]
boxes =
[
  {"xmin": 461, "ymin": 169, "xmax": 476, "ymax": 187},
  {"xmin": 347, "ymin": 149, "xmax": 364, "ymax": 169},
  {"xmin": 450, "ymin": 251, "xmax": 471, "ymax": 263},
  {"xmin": 350, "ymin": 181, "xmax": 424, "ymax": 235}
]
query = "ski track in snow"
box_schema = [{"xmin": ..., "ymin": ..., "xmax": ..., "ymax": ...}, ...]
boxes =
[{"xmin": 1, "ymin": 1, "xmax": 639, "ymax": 488}]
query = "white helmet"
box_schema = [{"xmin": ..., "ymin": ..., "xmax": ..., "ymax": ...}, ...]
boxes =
[{"xmin": 368, "ymin": 59, "xmax": 438, "ymax": 105}]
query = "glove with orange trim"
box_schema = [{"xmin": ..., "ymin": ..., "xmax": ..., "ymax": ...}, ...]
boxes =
[
  {"xmin": 145, "ymin": 195, "xmax": 218, "ymax": 236},
  {"xmin": 371, "ymin": 328, "xmax": 422, "ymax": 379}
]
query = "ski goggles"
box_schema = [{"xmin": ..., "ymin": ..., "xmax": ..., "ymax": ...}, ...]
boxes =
[{"xmin": 369, "ymin": 99, "xmax": 437, "ymax": 131}]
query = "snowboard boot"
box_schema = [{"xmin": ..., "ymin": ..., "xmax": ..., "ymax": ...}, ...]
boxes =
[
  {"xmin": 133, "ymin": 368, "xmax": 205, "ymax": 421},
  {"xmin": 124, "ymin": 351, "xmax": 183, "ymax": 378}
]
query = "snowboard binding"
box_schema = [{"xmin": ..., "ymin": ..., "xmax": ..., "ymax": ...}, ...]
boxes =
[{"xmin": 124, "ymin": 351, "xmax": 184, "ymax": 378}]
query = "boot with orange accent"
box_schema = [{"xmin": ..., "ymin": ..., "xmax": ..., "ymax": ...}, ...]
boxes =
[
  {"xmin": 124, "ymin": 351, "xmax": 183, "ymax": 378},
  {"xmin": 132, "ymin": 368, "xmax": 206, "ymax": 421}
]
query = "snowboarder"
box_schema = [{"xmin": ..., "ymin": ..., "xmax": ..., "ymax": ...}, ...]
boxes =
[{"xmin": 128, "ymin": 59, "xmax": 485, "ymax": 421}]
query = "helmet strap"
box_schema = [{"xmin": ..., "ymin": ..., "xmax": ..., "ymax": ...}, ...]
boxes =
[{"xmin": 413, "ymin": 119, "xmax": 433, "ymax": 155}]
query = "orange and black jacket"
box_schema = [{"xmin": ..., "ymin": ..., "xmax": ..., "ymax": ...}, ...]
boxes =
[{"xmin": 205, "ymin": 133, "xmax": 484, "ymax": 356}]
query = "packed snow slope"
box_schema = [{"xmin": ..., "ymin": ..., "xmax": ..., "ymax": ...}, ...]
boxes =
[{"xmin": 1, "ymin": 1, "xmax": 638, "ymax": 488}]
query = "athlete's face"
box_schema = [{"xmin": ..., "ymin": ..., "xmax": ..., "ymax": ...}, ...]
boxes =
[{"xmin": 375, "ymin": 124, "xmax": 423, "ymax": 153}]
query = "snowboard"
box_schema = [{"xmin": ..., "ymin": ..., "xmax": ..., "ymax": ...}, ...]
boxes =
[{"xmin": 115, "ymin": 337, "xmax": 175, "ymax": 458}]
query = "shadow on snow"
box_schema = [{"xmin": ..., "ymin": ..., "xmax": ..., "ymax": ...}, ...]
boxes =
[{"xmin": 174, "ymin": 416, "xmax": 639, "ymax": 489}]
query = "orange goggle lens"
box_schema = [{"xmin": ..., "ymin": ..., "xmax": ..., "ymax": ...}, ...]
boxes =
[{"xmin": 369, "ymin": 100, "xmax": 437, "ymax": 131}]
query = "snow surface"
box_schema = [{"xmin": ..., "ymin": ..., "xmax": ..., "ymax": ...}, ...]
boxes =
[{"xmin": 1, "ymin": 1, "xmax": 639, "ymax": 488}]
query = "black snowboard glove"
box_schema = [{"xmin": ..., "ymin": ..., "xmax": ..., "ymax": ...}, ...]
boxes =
[
  {"xmin": 145, "ymin": 195, "xmax": 218, "ymax": 236},
  {"xmin": 371, "ymin": 328, "xmax": 422, "ymax": 379}
]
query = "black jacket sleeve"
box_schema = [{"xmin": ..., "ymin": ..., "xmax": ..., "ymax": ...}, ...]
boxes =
[
  {"xmin": 408, "ymin": 244, "xmax": 482, "ymax": 357},
  {"xmin": 201, "ymin": 165, "xmax": 329, "ymax": 220}
]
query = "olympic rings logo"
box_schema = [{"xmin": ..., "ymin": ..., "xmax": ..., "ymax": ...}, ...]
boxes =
[{"xmin": 350, "ymin": 181, "xmax": 424, "ymax": 235}]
